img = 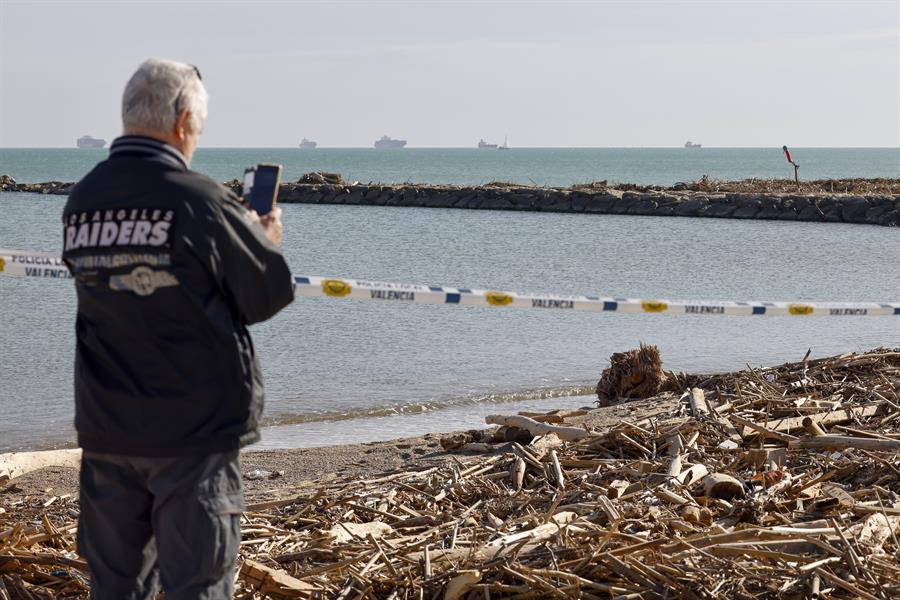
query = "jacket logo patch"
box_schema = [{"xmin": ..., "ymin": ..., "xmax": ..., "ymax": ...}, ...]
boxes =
[
  {"xmin": 63, "ymin": 208, "xmax": 175, "ymax": 251},
  {"xmin": 109, "ymin": 266, "xmax": 179, "ymax": 296}
]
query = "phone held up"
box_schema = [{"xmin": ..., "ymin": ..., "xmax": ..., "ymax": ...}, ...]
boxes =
[{"xmin": 242, "ymin": 163, "xmax": 283, "ymax": 216}]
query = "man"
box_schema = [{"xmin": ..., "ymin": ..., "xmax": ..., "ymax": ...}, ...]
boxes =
[{"xmin": 62, "ymin": 58, "xmax": 294, "ymax": 599}]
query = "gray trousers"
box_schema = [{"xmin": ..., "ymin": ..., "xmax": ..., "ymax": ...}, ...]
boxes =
[{"xmin": 78, "ymin": 450, "xmax": 244, "ymax": 600}]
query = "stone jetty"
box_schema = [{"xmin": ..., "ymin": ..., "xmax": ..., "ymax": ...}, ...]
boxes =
[
  {"xmin": 4, "ymin": 173, "xmax": 899, "ymax": 226},
  {"xmin": 1, "ymin": 175, "xmax": 75, "ymax": 196}
]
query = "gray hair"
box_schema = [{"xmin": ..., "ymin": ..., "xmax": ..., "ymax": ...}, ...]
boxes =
[{"xmin": 122, "ymin": 58, "xmax": 208, "ymax": 134}]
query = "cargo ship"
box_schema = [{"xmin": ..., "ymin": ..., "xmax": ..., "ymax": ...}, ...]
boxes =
[
  {"xmin": 299, "ymin": 138, "xmax": 318, "ymax": 149},
  {"xmin": 77, "ymin": 135, "xmax": 106, "ymax": 149},
  {"xmin": 374, "ymin": 135, "xmax": 406, "ymax": 149},
  {"xmin": 477, "ymin": 139, "xmax": 498, "ymax": 149},
  {"xmin": 684, "ymin": 141, "xmax": 702, "ymax": 148}
]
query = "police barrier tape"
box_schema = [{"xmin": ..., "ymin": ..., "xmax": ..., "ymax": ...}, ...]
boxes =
[
  {"xmin": 0, "ymin": 249, "xmax": 72, "ymax": 279},
  {"xmin": 2, "ymin": 248, "xmax": 899, "ymax": 317}
]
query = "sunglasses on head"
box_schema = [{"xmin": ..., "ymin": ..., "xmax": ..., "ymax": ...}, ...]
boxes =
[{"xmin": 174, "ymin": 64, "xmax": 202, "ymax": 117}]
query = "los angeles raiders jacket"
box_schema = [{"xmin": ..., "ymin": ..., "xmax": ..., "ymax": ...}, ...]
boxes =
[{"xmin": 62, "ymin": 136, "xmax": 294, "ymax": 456}]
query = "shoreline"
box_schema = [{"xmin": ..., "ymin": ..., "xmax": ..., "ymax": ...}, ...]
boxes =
[
  {"xmin": 3, "ymin": 174, "xmax": 898, "ymax": 226},
  {"xmin": 0, "ymin": 386, "xmax": 599, "ymax": 456},
  {"xmin": 1, "ymin": 389, "xmax": 676, "ymax": 499},
  {"xmin": 2, "ymin": 348, "xmax": 898, "ymax": 597}
]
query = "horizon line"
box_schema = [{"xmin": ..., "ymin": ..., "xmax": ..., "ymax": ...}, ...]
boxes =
[{"xmin": 2, "ymin": 145, "xmax": 899, "ymax": 150}]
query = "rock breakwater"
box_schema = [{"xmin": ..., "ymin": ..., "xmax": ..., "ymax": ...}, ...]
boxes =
[
  {"xmin": 4, "ymin": 174, "xmax": 898, "ymax": 226},
  {"xmin": 1, "ymin": 175, "xmax": 74, "ymax": 195},
  {"xmin": 254, "ymin": 176, "xmax": 900, "ymax": 227}
]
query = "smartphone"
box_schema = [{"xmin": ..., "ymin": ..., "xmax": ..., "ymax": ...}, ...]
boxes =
[{"xmin": 242, "ymin": 164, "xmax": 283, "ymax": 216}]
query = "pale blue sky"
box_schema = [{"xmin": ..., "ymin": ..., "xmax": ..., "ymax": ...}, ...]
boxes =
[{"xmin": 1, "ymin": 0, "xmax": 898, "ymax": 147}]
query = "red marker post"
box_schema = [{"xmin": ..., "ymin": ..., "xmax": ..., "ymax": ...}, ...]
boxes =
[{"xmin": 783, "ymin": 145, "xmax": 800, "ymax": 188}]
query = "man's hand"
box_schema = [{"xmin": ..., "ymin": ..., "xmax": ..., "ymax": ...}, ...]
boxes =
[
  {"xmin": 247, "ymin": 207, "xmax": 283, "ymax": 246},
  {"xmin": 259, "ymin": 207, "xmax": 283, "ymax": 247}
]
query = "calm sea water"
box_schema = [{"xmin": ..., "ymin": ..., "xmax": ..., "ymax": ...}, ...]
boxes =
[
  {"xmin": 1, "ymin": 148, "xmax": 898, "ymax": 452},
  {"xmin": 1, "ymin": 147, "xmax": 898, "ymax": 187}
]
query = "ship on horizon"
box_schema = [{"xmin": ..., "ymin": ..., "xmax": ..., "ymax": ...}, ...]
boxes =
[
  {"xmin": 374, "ymin": 135, "xmax": 406, "ymax": 149},
  {"xmin": 299, "ymin": 138, "xmax": 317, "ymax": 149},
  {"xmin": 684, "ymin": 140, "xmax": 702, "ymax": 148},
  {"xmin": 477, "ymin": 138, "xmax": 498, "ymax": 149},
  {"xmin": 77, "ymin": 135, "xmax": 106, "ymax": 149}
]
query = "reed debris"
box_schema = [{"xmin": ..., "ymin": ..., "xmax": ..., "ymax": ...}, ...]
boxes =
[{"xmin": 2, "ymin": 349, "xmax": 899, "ymax": 598}]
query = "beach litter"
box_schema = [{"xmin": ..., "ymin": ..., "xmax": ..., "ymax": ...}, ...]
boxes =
[
  {"xmin": 247, "ymin": 469, "xmax": 287, "ymax": 481},
  {"xmin": 594, "ymin": 343, "xmax": 674, "ymax": 407},
  {"xmin": 1, "ymin": 348, "xmax": 899, "ymax": 598}
]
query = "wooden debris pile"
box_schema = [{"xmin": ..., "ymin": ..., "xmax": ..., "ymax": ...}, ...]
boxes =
[
  {"xmin": 296, "ymin": 172, "xmax": 345, "ymax": 185},
  {"xmin": 2, "ymin": 349, "xmax": 899, "ymax": 598},
  {"xmin": 595, "ymin": 343, "xmax": 674, "ymax": 407},
  {"xmin": 617, "ymin": 177, "xmax": 900, "ymax": 195}
]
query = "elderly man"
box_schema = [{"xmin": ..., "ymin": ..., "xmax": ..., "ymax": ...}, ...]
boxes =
[{"xmin": 62, "ymin": 58, "xmax": 294, "ymax": 599}]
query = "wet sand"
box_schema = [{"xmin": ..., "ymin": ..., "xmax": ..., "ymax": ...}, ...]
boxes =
[{"xmin": 0, "ymin": 393, "xmax": 677, "ymax": 504}]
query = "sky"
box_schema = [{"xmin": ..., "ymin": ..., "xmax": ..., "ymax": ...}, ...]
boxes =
[{"xmin": 1, "ymin": 0, "xmax": 898, "ymax": 148}]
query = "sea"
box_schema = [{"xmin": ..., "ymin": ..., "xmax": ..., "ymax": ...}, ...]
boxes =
[{"xmin": 1, "ymin": 147, "xmax": 898, "ymax": 453}]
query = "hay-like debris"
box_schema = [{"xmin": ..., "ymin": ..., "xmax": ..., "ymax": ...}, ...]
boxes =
[
  {"xmin": 2, "ymin": 349, "xmax": 899, "ymax": 598},
  {"xmin": 595, "ymin": 343, "xmax": 672, "ymax": 407},
  {"xmin": 616, "ymin": 176, "xmax": 900, "ymax": 195}
]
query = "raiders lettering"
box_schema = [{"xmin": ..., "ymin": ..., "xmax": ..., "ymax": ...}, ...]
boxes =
[{"xmin": 63, "ymin": 208, "xmax": 174, "ymax": 251}]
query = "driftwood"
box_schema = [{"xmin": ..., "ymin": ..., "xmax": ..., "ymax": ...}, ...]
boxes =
[
  {"xmin": 665, "ymin": 433, "xmax": 683, "ymax": 480},
  {"xmin": 518, "ymin": 409, "xmax": 587, "ymax": 423},
  {"xmin": 510, "ymin": 457, "xmax": 526, "ymax": 491},
  {"xmin": 676, "ymin": 463, "xmax": 709, "ymax": 487},
  {"xmin": 729, "ymin": 414, "xmax": 799, "ymax": 443},
  {"xmin": 789, "ymin": 435, "xmax": 900, "ymax": 451},
  {"xmin": 595, "ymin": 343, "xmax": 671, "ymax": 406},
  {"xmin": 689, "ymin": 388, "xmax": 709, "ymax": 417},
  {"xmin": 802, "ymin": 416, "xmax": 828, "ymax": 436},
  {"xmin": 767, "ymin": 404, "xmax": 884, "ymax": 433},
  {"xmin": 549, "ymin": 450, "xmax": 565, "ymax": 489},
  {"xmin": 850, "ymin": 513, "xmax": 900, "ymax": 554},
  {"xmin": 444, "ymin": 571, "xmax": 481, "ymax": 600},
  {"xmin": 702, "ymin": 473, "xmax": 745, "ymax": 499},
  {"xmin": 2, "ymin": 348, "xmax": 899, "ymax": 599},
  {"xmin": 439, "ymin": 426, "xmax": 532, "ymax": 451},
  {"xmin": 484, "ymin": 414, "xmax": 587, "ymax": 441},
  {"xmin": 0, "ymin": 449, "xmax": 81, "ymax": 483},
  {"xmin": 240, "ymin": 559, "xmax": 319, "ymax": 598},
  {"xmin": 744, "ymin": 446, "xmax": 786, "ymax": 468}
]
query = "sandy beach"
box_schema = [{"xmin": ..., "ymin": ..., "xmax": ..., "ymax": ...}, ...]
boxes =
[
  {"xmin": 2, "ymin": 391, "xmax": 677, "ymax": 502},
  {"xmin": 2, "ymin": 2, "xmax": 898, "ymax": 597},
  {"xmin": 2, "ymin": 350, "xmax": 898, "ymax": 598}
]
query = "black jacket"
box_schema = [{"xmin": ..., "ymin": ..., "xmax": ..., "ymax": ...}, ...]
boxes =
[{"xmin": 62, "ymin": 136, "xmax": 294, "ymax": 456}]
